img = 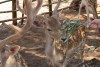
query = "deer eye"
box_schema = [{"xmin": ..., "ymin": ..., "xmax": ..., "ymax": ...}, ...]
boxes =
[{"xmin": 47, "ymin": 29, "xmax": 52, "ymax": 31}]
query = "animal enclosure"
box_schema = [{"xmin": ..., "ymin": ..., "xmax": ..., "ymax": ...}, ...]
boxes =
[{"xmin": 0, "ymin": 0, "xmax": 100, "ymax": 67}]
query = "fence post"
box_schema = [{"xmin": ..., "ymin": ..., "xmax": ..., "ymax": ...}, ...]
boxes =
[
  {"xmin": 48, "ymin": 0, "xmax": 52, "ymax": 16},
  {"xmin": 12, "ymin": 0, "xmax": 17, "ymax": 25},
  {"xmin": 20, "ymin": 0, "xmax": 25, "ymax": 25}
]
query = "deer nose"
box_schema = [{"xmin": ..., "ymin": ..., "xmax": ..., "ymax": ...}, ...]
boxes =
[
  {"xmin": 0, "ymin": 61, "xmax": 2, "ymax": 64},
  {"xmin": 61, "ymin": 37, "xmax": 66, "ymax": 41}
]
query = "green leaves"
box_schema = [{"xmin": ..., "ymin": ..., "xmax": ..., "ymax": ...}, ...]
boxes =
[{"xmin": 62, "ymin": 19, "xmax": 85, "ymax": 42}]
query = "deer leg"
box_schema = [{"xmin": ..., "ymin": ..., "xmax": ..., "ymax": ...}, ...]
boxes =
[
  {"xmin": 93, "ymin": 10, "xmax": 98, "ymax": 19},
  {"xmin": 78, "ymin": 3, "xmax": 83, "ymax": 19},
  {"xmin": 85, "ymin": 5, "xmax": 91, "ymax": 23},
  {"xmin": 92, "ymin": 4, "xmax": 98, "ymax": 19}
]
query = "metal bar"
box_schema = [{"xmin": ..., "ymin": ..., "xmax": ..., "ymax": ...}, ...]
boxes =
[
  {"xmin": 0, "ymin": 0, "xmax": 12, "ymax": 4},
  {"xmin": 0, "ymin": 1, "xmax": 65, "ymax": 14},
  {"xmin": 0, "ymin": 17, "xmax": 26, "ymax": 23},
  {"xmin": 48, "ymin": 0, "xmax": 52, "ymax": 16},
  {"xmin": 0, "ymin": 5, "xmax": 79, "ymax": 23},
  {"xmin": 21, "ymin": 0, "xmax": 25, "ymax": 25},
  {"xmin": 41, "ymin": 5, "xmax": 79, "ymax": 15},
  {"xmin": 12, "ymin": 0, "xmax": 17, "ymax": 25},
  {"xmin": 0, "ymin": 10, "xmax": 18, "ymax": 13}
]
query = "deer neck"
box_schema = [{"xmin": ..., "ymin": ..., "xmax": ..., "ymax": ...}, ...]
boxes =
[
  {"xmin": 4, "ymin": 53, "xmax": 26, "ymax": 67},
  {"xmin": 2, "ymin": 57, "xmax": 8, "ymax": 67},
  {"xmin": 45, "ymin": 36, "xmax": 54, "ymax": 52}
]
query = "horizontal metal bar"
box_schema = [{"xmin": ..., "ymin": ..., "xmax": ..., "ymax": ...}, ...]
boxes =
[
  {"xmin": 0, "ymin": 0, "xmax": 12, "ymax": 4},
  {"xmin": 0, "ymin": 17, "xmax": 26, "ymax": 23}
]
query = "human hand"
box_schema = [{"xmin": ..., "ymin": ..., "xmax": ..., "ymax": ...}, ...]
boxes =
[{"xmin": 87, "ymin": 19, "xmax": 100, "ymax": 28}]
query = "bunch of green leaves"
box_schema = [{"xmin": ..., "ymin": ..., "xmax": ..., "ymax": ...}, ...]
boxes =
[{"xmin": 61, "ymin": 19, "xmax": 85, "ymax": 42}]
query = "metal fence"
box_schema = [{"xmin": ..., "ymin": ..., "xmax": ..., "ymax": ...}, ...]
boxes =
[{"xmin": 0, "ymin": 0, "xmax": 73, "ymax": 25}]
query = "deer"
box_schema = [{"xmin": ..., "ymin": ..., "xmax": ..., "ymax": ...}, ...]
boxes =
[
  {"xmin": 44, "ymin": 2, "xmax": 86, "ymax": 67},
  {"xmin": 44, "ymin": 0, "xmax": 85, "ymax": 67},
  {"xmin": 78, "ymin": 0, "xmax": 98, "ymax": 22},
  {"xmin": 16, "ymin": 0, "xmax": 45, "ymax": 28},
  {"xmin": 62, "ymin": 37, "xmax": 86, "ymax": 67},
  {"xmin": 0, "ymin": 45, "xmax": 27, "ymax": 67},
  {"xmin": 16, "ymin": 0, "xmax": 48, "ymax": 42},
  {"xmin": 43, "ymin": 0, "xmax": 66, "ymax": 67},
  {"xmin": 16, "ymin": 0, "xmax": 63, "ymax": 67},
  {"xmin": 0, "ymin": 0, "xmax": 42, "ymax": 67}
]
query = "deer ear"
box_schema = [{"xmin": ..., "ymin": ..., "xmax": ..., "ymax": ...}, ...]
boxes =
[{"xmin": 9, "ymin": 45, "xmax": 20, "ymax": 55}]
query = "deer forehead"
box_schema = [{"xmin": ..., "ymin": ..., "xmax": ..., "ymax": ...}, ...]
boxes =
[{"xmin": 47, "ymin": 17, "xmax": 61, "ymax": 29}]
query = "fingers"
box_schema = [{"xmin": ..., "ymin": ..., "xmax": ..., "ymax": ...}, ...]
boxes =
[
  {"xmin": 87, "ymin": 20, "xmax": 98, "ymax": 28},
  {"xmin": 89, "ymin": 23, "xmax": 98, "ymax": 28}
]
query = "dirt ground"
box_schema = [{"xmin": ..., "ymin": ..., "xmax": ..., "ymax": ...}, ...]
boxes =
[{"xmin": 0, "ymin": 8, "xmax": 100, "ymax": 67}]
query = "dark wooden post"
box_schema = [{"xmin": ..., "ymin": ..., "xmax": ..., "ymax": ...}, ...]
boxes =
[
  {"xmin": 48, "ymin": 0, "xmax": 52, "ymax": 16},
  {"xmin": 21, "ymin": 0, "xmax": 25, "ymax": 25},
  {"xmin": 12, "ymin": 0, "xmax": 17, "ymax": 25}
]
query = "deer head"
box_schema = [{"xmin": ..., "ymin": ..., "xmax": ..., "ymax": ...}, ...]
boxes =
[
  {"xmin": 44, "ymin": 0, "xmax": 67, "ymax": 67},
  {"xmin": 0, "ymin": 0, "xmax": 42, "ymax": 66},
  {"xmin": 0, "ymin": 45, "xmax": 20, "ymax": 67},
  {"xmin": 45, "ymin": 0, "xmax": 65, "ymax": 41}
]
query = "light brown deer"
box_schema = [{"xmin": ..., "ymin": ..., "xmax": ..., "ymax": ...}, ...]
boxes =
[
  {"xmin": 44, "ymin": 0, "xmax": 65, "ymax": 67},
  {"xmin": 0, "ymin": 45, "xmax": 27, "ymax": 67},
  {"xmin": 78, "ymin": 0, "xmax": 98, "ymax": 22},
  {"xmin": 44, "ymin": 5, "xmax": 86, "ymax": 67},
  {"xmin": 0, "ymin": 0, "xmax": 42, "ymax": 67}
]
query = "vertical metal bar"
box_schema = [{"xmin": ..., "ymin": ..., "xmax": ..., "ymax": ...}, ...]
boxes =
[
  {"xmin": 21, "ymin": 0, "xmax": 25, "ymax": 25},
  {"xmin": 48, "ymin": 0, "xmax": 52, "ymax": 16},
  {"xmin": 12, "ymin": 0, "xmax": 17, "ymax": 25}
]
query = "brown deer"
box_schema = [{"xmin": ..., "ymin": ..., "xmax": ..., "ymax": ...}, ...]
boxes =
[
  {"xmin": 44, "ymin": 0, "xmax": 66, "ymax": 67},
  {"xmin": 0, "ymin": 45, "xmax": 27, "ymax": 67},
  {"xmin": 78, "ymin": 0, "xmax": 98, "ymax": 22},
  {"xmin": 17, "ymin": 0, "xmax": 85, "ymax": 67},
  {"xmin": 62, "ymin": 38, "xmax": 85, "ymax": 67},
  {"xmin": 0, "ymin": 0, "xmax": 42, "ymax": 67},
  {"xmin": 45, "ymin": 0, "xmax": 83, "ymax": 67}
]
